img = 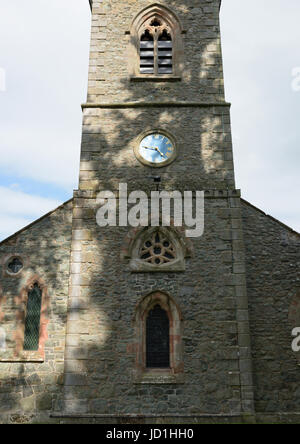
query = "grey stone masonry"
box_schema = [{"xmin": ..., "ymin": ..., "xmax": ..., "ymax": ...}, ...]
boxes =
[
  {"xmin": 0, "ymin": 201, "xmax": 73, "ymax": 424},
  {"xmin": 242, "ymin": 201, "xmax": 300, "ymax": 416},
  {"xmin": 0, "ymin": 0, "xmax": 299, "ymax": 424},
  {"xmin": 60, "ymin": 0, "xmax": 248, "ymax": 420},
  {"xmin": 87, "ymin": 0, "xmax": 225, "ymax": 104}
]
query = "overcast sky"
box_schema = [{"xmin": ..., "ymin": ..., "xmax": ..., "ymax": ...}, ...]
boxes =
[{"xmin": 0, "ymin": 0, "xmax": 299, "ymax": 241}]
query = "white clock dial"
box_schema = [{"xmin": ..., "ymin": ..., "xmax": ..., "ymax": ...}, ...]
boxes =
[{"xmin": 138, "ymin": 133, "xmax": 176, "ymax": 166}]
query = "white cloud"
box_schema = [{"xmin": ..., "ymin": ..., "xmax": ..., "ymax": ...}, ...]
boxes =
[
  {"xmin": 0, "ymin": 124, "xmax": 80, "ymax": 189},
  {"xmin": 0, "ymin": 0, "xmax": 90, "ymax": 189},
  {"xmin": 0, "ymin": 186, "xmax": 61, "ymax": 240},
  {"xmin": 221, "ymin": 0, "xmax": 300, "ymax": 233},
  {"xmin": 0, "ymin": 215, "xmax": 35, "ymax": 242}
]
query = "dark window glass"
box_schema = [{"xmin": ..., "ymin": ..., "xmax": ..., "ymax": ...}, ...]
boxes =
[
  {"xmin": 146, "ymin": 305, "xmax": 170, "ymax": 368},
  {"xmin": 23, "ymin": 283, "xmax": 42, "ymax": 351}
]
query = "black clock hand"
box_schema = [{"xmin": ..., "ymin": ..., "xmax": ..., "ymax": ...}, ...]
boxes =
[
  {"xmin": 142, "ymin": 146, "xmax": 157, "ymax": 151},
  {"xmin": 155, "ymin": 147, "xmax": 167, "ymax": 158}
]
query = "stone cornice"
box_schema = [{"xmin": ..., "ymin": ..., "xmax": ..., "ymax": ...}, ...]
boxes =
[{"xmin": 73, "ymin": 189, "xmax": 241, "ymax": 199}]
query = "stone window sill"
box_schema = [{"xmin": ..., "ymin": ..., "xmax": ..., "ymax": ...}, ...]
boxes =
[
  {"xmin": 130, "ymin": 258, "xmax": 185, "ymax": 273},
  {"xmin": 133, "ymin": 369, "xmax": 184, "ymax": 384},
  {"xmin": 130, "ymin": 76, "xmax": 181, "ymax": 82},
  {"xmin": 0, "ymin": 351, "xmax": 44, "ymax": 363}
]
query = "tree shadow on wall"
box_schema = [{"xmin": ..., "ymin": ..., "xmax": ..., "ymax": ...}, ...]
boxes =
[
  {"xmin": 0, "ymin": 0, "xmax": 234, "ymax": 422},
  {"xmin": 59, "ymin": 0, "xmax": 236, "ymax": 420}
]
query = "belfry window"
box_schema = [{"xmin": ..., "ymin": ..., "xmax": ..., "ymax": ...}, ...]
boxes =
[
  {"xmin": 146, "ymin": 304, "xmax": 170, "ymax": 368},
  {"xmin": 23, "ymin": 283, "xmax": 42, "ymax": 351},
  {"xmin": 130, "ymin": 5, "xmax": 184, "ymax": 79},
  {"xmin": 139, "ymin": 19, "xmax": 173, "ymax": 75}
]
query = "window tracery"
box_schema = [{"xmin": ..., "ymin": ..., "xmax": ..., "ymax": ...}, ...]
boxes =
[
  {"xmin": 139, "ymin": 18, "xmax": 173, "ymax": 75},
  {"xmin": 7, "ymin": 257, "xmax": 23, "ymax": 274},
  {"xmin": 140, "ymin": 231, "xmax": 176, "ymax": 265}
]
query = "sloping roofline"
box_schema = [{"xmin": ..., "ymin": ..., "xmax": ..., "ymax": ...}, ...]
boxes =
[
  {"xmin": 0, "ymin": 198, "xmax": 73, "ymax": 247},
  {"xmin": 241, "ymin": 198, "xmax": 300, "ymax": 237},
  {"xmin": 0, "ymin": 197, "xmax": 298, "ymax": 249}
]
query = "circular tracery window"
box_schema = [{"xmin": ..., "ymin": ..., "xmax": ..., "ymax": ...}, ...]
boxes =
[
  {"xmin": 140, "ymin": 231, "xmax": 176, "ymax": 265},
  {"xmin": 7, "ymin": 257, "xmax": 23, "ymax": 274}
]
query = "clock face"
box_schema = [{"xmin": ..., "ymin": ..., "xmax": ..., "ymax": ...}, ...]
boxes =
[{"xmin": 138, "ymin": 133, "xmax": 176, "ymax": 166}]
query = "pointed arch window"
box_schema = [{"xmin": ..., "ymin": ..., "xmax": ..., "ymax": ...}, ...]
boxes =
[
  {"xmin": 139, "ymin": 19, "xmax": 173, "ymax": 75},
  {"xmin": 134, "ymin": 291, "xmax": 184, "ymax": 383},
  {"xmin": 129, "ymin": 5, "xmax": 184, "ymax": 79},
  {"xmin": 23, "ymin": 283, "xmax": 42, "ymax": 351}
]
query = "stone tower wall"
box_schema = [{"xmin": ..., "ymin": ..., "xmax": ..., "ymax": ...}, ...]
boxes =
[
  {"xmin": 87, "ymin": 0, "xmax": 224, "ymax": 104},
  {"xmin": 60, "ymin": 0, "xmax": 254, "ymax": 421}
]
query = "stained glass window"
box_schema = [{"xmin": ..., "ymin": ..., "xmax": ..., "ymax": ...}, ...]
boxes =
[
  {"xmin": 23, "ymin": 283, "xmax": 42, "ymax": 351},
  {"xmin": 146, "ymin": 305, "xmax": 170, "ymax": 368}
]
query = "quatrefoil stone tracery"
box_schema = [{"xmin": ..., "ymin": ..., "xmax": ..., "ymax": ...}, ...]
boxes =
[{"xmin": 7, "ymin": 257, "xmax": 23, "ymax": 274}]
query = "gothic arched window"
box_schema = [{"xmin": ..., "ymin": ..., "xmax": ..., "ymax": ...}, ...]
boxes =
[
  {"xmin": 146, "ymin": 304, "xmax": 170, "ymax": 368},
  {"xmin": 129, "ymin": 5, "xmax": 184, "ymax": 79},
  {"xmin": 134, "ymin": 291, "xmax": 184, "ymax": 382},
  {"xmin": 23, "ymin": 283, "xmax": 42, "ymax": 351}
]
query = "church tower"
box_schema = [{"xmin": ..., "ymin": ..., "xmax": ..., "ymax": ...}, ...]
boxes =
[
  {"xmin": 62, "ymin": 0, "xmax": 255, "ymax": 420},
  {"xmin": 1, "ymin": 0, "xmax": 300, "ymax": 425}
]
